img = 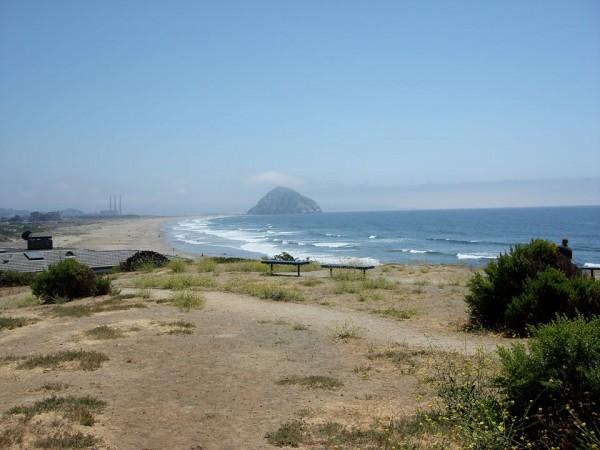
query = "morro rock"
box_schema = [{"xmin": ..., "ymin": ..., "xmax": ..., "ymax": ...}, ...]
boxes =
[{"xmin": 247, "ymin": 187, "xmax": 322, "ymax": 215}]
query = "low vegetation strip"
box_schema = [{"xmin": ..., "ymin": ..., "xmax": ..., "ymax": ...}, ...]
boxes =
[
  {"xmin": 16, "ymin": 350, "xmax": 108, "ymax": 371},
  {"xmin": 276, "ymin": 375, "xmax": 343, "ymax": 390},
  {"xmin": 158, "ymin": 291, "xmax": 206, "ymax": 310},
  {"xmin": 134, "ymin": 273, "xmax": 218, "ymax": 290},
  {"xmin": 1, "ymin": 395, "xmax": 106, "ymax": 448},
  {"xmin": 223, "ymin": 277, "xmax": 305, "ymax": 302},
  {"xmin": 0, "ymin": 270, "xmax": 37, "ymax": 287},
  {"xmin": 84, "ymin": 325, "xmax": 126, "ymax": 340},
  {"xmin": 0, "ymin": 316, "xmax": 35, "ymax": 330},
  {"xmin": 5, "ymin": 395, "xmax": 106, "ymax": 425}
]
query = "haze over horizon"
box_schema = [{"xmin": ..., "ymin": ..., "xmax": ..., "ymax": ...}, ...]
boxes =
[{"xmin": 1, "ymin": 1, "xmax": 599, "ymax": 215}]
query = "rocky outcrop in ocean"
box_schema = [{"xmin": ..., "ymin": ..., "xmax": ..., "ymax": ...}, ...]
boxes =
[{"xmin": 247, "ymin": 187, "xmax": 322, "ymax": 215}]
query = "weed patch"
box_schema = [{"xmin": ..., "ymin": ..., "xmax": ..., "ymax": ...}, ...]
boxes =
[
  {"xmin": 38, "ymin": 382, "xmax": 70, "ymax": 392},
  {"xmin": 6, "ymin": 294, "xmax": 43, "ymax": 308},
  {"xmin": 221, "ymin": 260, "xmax": 268, "ymax": 273},
  {"xmin": 135, "ymin": 288, "xmax": 153, "ymax": 299},
  {"xmin": 154, "ymin": 320, "xmax": 196, "ymax": 335},
  {"xmin": 160, "ymin": 291, "xmax": 205, "ymax": 310},
  {"xmin": 277, "ymin": 375, "xmax": 343, "ymax": 390},
  {"xmin": 266, "ymin": 416, "xmax": 430, "ymax": 448},
  {"xmin": 5, "ymin": 395, "xmax": 105, "ymax": 427},
  {"xmin": 17, "ymin": 350, "xmax": 108, "ymax": 371},
  {"xmin": 196, "ymin": 257, "xmax": 218, "ymax": 273},
  {"xmin": 265, "ymin": 419, "xmax": 306, "ymax": 447},
  {"xmin": 84, "ymin": 325, "xmax": 125, "ymax": 340},
  {"xmin": 167, "ymin": 259, "xmax": 187, "ymax": 273},
  {"xmin": 368, "ymin": 346, "xmax": 427, "ymax": 374},
  {"xmin": 35, "ymin": 432, "xmax": 101, "ymax": 449},
  {"xmin": 332, "ymin": 319, "xmax": 363, "ymax": 339},
  {"xmin": 224, "ymin": 277, "xmax": 305, "ymax": 302},
  {"xmin": 0, "ymin": 316, "xmax": 34, "ymax": 330},
  {"xmin": 301, "ymin": 279, "xmax": 323, "ymax": 287},
  {"xmin": 372, "ymin": 307, "xmax": 416, "ymax": 320},
  {"xmin": 291, "ymin": 322, "xmax": 309, "ymax": 331},
  {"xmin": 135, "ymin": 274, "xmax": 217, "ymax": 290}
]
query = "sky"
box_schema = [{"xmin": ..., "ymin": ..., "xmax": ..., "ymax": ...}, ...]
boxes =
[{"xmin": 1, "ymin": 0, "xmax": 599, "ymax": 215}]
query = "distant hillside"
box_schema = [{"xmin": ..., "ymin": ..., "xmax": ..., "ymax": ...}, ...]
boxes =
[
  {"xmin": 60, "ymin": 208, "xmax": 86, "ymax": 217},
  {"xmin": 247, "ymin": 187, "xmax": 322, "ymax": 215},
  {"xmin": 0, "ymin": 208, "xmax": 30, "ymax": 219}
]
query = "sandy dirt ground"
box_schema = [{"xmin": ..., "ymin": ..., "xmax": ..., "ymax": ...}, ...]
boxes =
[{"xmin": 0, "ymin": 218, "xmax": 515, "ymax": 449}]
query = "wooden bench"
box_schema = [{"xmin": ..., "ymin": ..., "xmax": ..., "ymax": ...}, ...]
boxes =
[
  {"xmin": 261, "ymin": 259, "xmax": 310, "ymax": 277},
  {"xmin": 321, "ymin": 263, "xmax": 375, "ymax": 277}
]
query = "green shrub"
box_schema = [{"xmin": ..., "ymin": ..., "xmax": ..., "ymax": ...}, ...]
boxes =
[
  {"xmin": 94, "ymin": 276, "xmax": 112, "ymax": 296},
  {"xmin": 164, "ymin": 291, "xmax": 205, "ymax": 310},
  {"xmin": 196, "ymin": 257, "xmax": 217, "ymax": 273},
  {"xmin": 0, "ymin": 270, "xmax": 37, "ymax": 287},
  {"xmin": 497, "ymin": 315, "xmax": 600, "ymax": 448},
  {"xmin": 223, "ymin": 260, "xmax": 269, "ymax": 273},
  {"xmin": 425, "ymin": 349, "xmax": 516, "ymax": 449},
  {"xmin": 118, "ymin": 250, "xmax": 168, "ymax": 272},
  {"xmin": 167, "ymin": 259, "xmax": 187, "ymax": 273},
  {"xmin": 31, "ymin": 259, "xmax": 107, "ymax": 303},
  {"xmin": 29, "ymin": 262, "xmax": 112, "ymax": 303},
  {"xmin": 465, "ymin": 239, "xmax": 591, "ymax": 334}
]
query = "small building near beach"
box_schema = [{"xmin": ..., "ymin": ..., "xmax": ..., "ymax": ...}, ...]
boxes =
[{"xmin": 26, "ymin": 233, "xmax": 53, "ymax": 250}]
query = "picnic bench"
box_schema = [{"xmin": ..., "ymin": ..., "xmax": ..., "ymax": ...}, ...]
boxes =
[
  {"xmin": 321, "ymin": 263, "xmax": 375, "ymax": 277},
  {"xmin": 261, "ymin": 259, "xmax": 310, "ymax": 277},
  {"xmin": 579, "ymin": 264, "xmax": 600, "ymax": 279}
]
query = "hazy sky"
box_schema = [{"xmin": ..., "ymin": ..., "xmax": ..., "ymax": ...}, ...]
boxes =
[{"xmin": 1, "ymin": 1, "xmax": 599, "ymax": 215}]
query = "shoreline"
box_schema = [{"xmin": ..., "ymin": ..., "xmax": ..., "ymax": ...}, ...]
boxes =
[
  {"xmin": 50, "ymin": 216, "xmax": 201, "ymax": 259},
  {"xmin": 48, "ymin": 216, "xmax": 480, "ymax": 265}
]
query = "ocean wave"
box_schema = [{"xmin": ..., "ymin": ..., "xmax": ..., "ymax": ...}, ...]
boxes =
[
  {"xmin": 457, "ymin": 253, "xmax": 498, "ymax": 260},
  {"xmin": 387, "ymin": 248, "xmax": 435, "ymax": 254},
  {"xmin": 427, "ymin": 237, "xmax": 508, "ymax": 246},
  {"xmin": 315, "ymin": 256, "xmax": 380, "ymax": 266},
  {"xmin": 313, "ymin": 242, "xmax": 354, "ymax": 248}
]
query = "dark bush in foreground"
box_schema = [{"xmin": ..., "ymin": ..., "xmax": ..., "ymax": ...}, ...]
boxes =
[
  {"xmin": 0, "ymin": 270, "xmax": 37, "ymax": 287},
  {"xmin": 427, "ymin": 316, "xmax": 600, "ymax": 448},
  {"xmin": 497, "ymin": 315, "xmax": 600, "ymax": 448},
  {"xmin": 465, "ymin": 239, "xmax": 598, "ymax": 334},
  {"xmin": 31, "ymin": 259, "xmax": 110, "ymax": 303},
  {"xmin": 118, "ymin": 250, "xmax": 168, "ymax": 272}
]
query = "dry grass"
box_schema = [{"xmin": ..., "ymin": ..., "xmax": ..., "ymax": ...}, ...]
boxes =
[{"xmin": 0, "ymin": 260, "xmax": 488, "ymax": 448}]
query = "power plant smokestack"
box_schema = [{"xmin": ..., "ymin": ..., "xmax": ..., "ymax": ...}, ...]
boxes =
[{"xmin": 109, "ymin": 194, "xmax": 121, "ymax": 216}]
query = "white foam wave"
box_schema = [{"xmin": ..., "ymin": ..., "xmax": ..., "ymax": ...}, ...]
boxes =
[
  {"xmin": 315, "ymin": 256, "xmax": 380, "ymax": 266},
  {"xmin": 457, "ymin": 253, "xmax": 498, "ymax": 260},
  {"xmin": 313, "ymin": 242, "xmax": 353, "ymax": 248},
  {"xmin": 398, "ymin": 249, "xmax": 429, "ymax": 254}
]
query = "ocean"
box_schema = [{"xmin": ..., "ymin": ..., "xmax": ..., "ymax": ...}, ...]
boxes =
[{"xmin": 163, "ymin": 206, "xmax": 600, "ymax": 267}]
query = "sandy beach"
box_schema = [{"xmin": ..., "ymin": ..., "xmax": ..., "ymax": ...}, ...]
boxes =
[{"xmin": 50, "ymin": 216, "xmax": 195, "ymax": 259}]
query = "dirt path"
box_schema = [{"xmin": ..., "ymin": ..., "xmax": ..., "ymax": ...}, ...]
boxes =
[{"xmin": 0, "ymin": 265, "xmax": 514, "ymax": 449}]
